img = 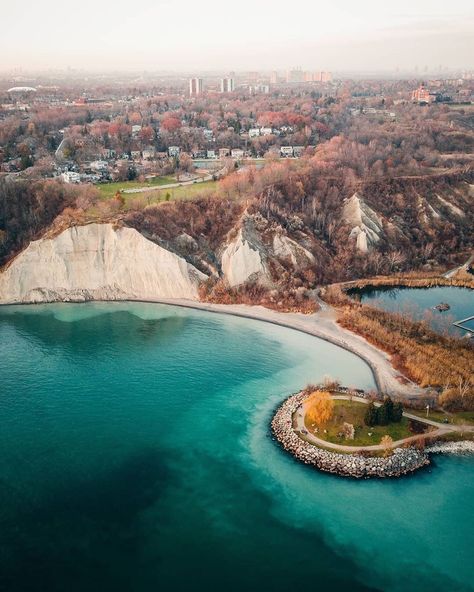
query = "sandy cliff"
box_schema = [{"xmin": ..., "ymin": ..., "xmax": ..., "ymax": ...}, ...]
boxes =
[{"xmin": 0, "ymin": 223, "xmax": 207, "ymax": 304}]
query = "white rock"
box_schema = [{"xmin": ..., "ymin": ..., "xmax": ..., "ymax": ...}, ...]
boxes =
[
  {"xmin": 0, "ymin": 223, "xmax": 207, "ymax": 304},
  {"xmin": 221, "ymin": 228, "xmax": 269, "ymax": 288}
]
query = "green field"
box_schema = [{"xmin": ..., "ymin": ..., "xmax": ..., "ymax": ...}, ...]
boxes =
[
  {"xmin": 304, "ymin": 399, "xmax": 424, "ymax": 446},
  {"xmin": 96, "ymin": 176, "xmax": 177, "ymax": 199},
  {"xmin": 407, "ymin": 408, "xmax": 474, "ymax": 426},
  {"xmin": 120, "ymin": 180, "xmax": 218, "ymax": 207}
]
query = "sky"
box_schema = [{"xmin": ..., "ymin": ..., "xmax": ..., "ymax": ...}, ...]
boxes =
[{"xmin": 1, "ymin": 0, "xmax": 473, "ymax": 72}]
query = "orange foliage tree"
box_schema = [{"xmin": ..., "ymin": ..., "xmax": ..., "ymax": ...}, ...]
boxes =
[{"xmin": 304, "ymin": 390, "xmax": 334, "ymax": 426}]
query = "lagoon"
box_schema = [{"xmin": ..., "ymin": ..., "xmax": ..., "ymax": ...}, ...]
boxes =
[
  {"xmin": 353, "ymin": 286, "xmax": 473, "ymax": 336},
  {"xmin": 0, "ymin": 303, "xmax": 472, "ymax": 592}
]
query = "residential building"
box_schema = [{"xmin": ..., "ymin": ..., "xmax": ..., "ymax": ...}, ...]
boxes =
[
  {"xmin": 189, "ymin": 78, "xmax": 203, "ymax": 96},
  {"xmin": 249, "ymin": 85, "xmax": 269, "ymax": 94},
  {"xmin": 286, "ymin": 69, "xmax": 305, "ymax": 83},
  {"xmin": 248, "ymin": 128, "xmax": 261, "ymax": 138},
  {"xmin": 61, "ymin": 171, "xmax": 81, "ymax": 183},
  {"xmin": 219, "ymin": 148, "xmax": 231, "ymax": 158},
  {"xmin": 220, "ymin": 78, "xmax": 235, "ymax": 93},
  {"xmin": 142, "ymin": 147, "xmax": 156, "ymax": 160},
  {"xmin": 231, "ymin": 149, "xmax": 244, "ymax": 159},
  {"xmin": 412, "ymin": 84, "xmax": 435, "ymax": 104},
  {"xmin": 280, "ymin": 146, "xmax": 294, "ymax": 157},
  {"xmin": 168, "ymin": 146, "xmax": 180, "ymax": 157},
  {"xmin": 207, "ymin": 150, "xmax": 217, "ymax": 159}
]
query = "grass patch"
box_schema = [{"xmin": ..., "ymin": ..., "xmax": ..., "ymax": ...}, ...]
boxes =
[
  {"xmin": 407, "ymin": 408, "xmax": 474, "ymax": 426},
  {"xmin": 304, "ymin": 399, "xmax": 423, "ymax": 446},
  {"xmin": 96, "ymin": 176, "xmax": 177, "ymax": 199},
  {"xmin": 121, "ymin": 180, "xmax": 218, "ymax": 206}
]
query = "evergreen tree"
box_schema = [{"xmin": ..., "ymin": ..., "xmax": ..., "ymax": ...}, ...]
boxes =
[
  {"xmin": 376, "ymin": 401, "xmax": 390, "ymax": 425},
  {"xmin": 364, "ymin": 402, "xmax": 377, "ymax": 427},
  {"xmin": 391, "ymin": 402, "xmax": 404, "ymax": 423}
]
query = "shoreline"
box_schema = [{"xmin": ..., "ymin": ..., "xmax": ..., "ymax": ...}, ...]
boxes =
[{"xmin": 0, "ymin": 295, "xmax": 430, "ymax": 401}]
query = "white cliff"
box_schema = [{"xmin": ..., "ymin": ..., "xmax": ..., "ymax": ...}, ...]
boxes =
[
  {"xmin": 272, "ymin": 233, "xmax": 315, "ymax": 267},
  {"xmin": 342, "ymin": 192, "xmax": 383, "ymax": 253},
  {"xmin": 221, "ymin": 228, "xmax": 270, "ymax": 288},
  {"xmin": 0, "ymin": 223, "xmax": 207, "ymax": 304}
]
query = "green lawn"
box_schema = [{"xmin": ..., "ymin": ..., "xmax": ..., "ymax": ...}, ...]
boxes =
[
  {"xmin": 407, "ymin": 408, "xmax": 474, "ymax": 426},
  {"xmin": 96, "ymin": 176, "xmax": 177, "ymax": 199},
  {"xmin": 120, "ymin": 180, "xmax": 218, "ymax": 207},
  {"xmin": 304, "ymin": 399, "xmax": 425, "ymax": 447}
]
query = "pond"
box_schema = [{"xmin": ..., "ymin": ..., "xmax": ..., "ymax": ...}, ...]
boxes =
[{"xmin": 351, "ymin": 285, "xmax": 473, "ymax": 336}]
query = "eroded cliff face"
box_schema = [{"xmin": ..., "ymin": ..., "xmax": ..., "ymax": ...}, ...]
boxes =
[
  {"xmin": 0, "ymin": 223, "xmax": 207, "ymax": 304},
  {"xmin": 221, "ymin": 224, "xmax": 270, "ymax": 288},
  {"xmin": 342, "ymin": 193, "xmax": 383, "ymax": 253}
]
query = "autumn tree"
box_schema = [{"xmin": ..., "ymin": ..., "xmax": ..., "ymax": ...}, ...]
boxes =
[
  {"xmin": 304, "ymin": 390, "xmax": 334, "ymax": 426},
  {"xmin": 381, "ymin": 435, "xmax": 393, "ymax": 457}
]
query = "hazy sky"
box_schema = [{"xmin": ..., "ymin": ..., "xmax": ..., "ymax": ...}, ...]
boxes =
[{"xmin": 2, "ymin": 0, "xmax": 473, "ymax": 72}]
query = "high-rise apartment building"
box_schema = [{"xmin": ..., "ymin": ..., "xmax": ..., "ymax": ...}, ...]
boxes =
[
  {"xmin": 220, "ymin": 78, "xmax": 235, "ymax": 93},
  {"xmin": 189, "ymin": 78, "xmax": 203, "ymax": 96}
]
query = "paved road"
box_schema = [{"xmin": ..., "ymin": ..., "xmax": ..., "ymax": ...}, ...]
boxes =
[{"xmin": 293, "ymin": 395, "xmax": 474, "ymax": 452}]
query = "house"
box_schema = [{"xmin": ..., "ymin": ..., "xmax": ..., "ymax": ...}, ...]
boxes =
[
  {"xmin": 142, "ymin": 147, "xmax": 156, "ymax": 160},
  {"xmin": 102, "ymin": 148, "xmax": 116, "ymax": 159},
  {"xmin": 61, "ymin": 171, "xmax": 81, "ymax": 184},
  {"xmin": 168, "ymin": 146, "xmax": 180, "ymax": 157},
  {"xmin": 203, "ymin": 129, "xmax": 214, "ymax": 141},
  {"xmin": 131, "ymin": 124, "xmax": 142, "ymax": 136},
  {"xmin": 280, "ymin": 146, "xmax": 294, "ymax": 157},
  {"xmin": 248, "ymin": 128, "xmax": 260, "ymax": 138},
  {"xmin": 130, "ymin": 150, "xmax": 141, "ymax": 160},
  {"xmin": 261, "ymin": 127, "xmax": 273, "ymax": 136},
  {"xmin": 231, "ymin": 149, "xmax": 244, "ymax": 159},
  {"xmin": 219, "ymin": 148, "xmax": 231, "ymax": 158},
  {"xmin": 192, "ymin": 150, "xmax": 206, "ymax": 159},
  {"xmin": 293, "ymin": 146, "xmax": 305, "ymax": 157},
  {"xmin": 89, "ymin": 160, "xmax": 108, "ymax": 172},
  {"xmin": 207, "ymin": 150, "xmax": 217, "ymax": 159}
]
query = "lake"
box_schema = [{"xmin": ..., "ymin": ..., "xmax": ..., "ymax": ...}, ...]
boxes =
[
  {"xmin": 352, "ymin": 285, "xmax": 473, "ymax": 336},
  {"xmin": 0, "ymin": 302, "xmax": 472, "ymax": 592}
]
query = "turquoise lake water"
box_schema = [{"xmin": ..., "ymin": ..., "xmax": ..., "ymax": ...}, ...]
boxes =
[
  {"xmin": 0, "ymin": 302, "xmax": 473, "ymax": 592},
  {"xmin": 354, "ymin": 286, "xmax": 473, "ymax": 336}
]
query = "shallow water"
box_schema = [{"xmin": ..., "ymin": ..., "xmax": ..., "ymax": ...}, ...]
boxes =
[
  {"xmin": 354, "ymin": 286, "xmax": 473, "ymax": 336},
  {"xmin": 0, "ymin": 303, "xmax": 472, "ymax": 592}
]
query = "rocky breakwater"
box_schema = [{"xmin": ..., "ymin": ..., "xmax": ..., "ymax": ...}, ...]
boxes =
[{"xmin": 271, "ymin": 392, "xmax": 430, "ymax": 478}]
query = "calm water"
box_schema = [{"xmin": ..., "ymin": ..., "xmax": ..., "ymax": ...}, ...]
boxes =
[
  {"xmin": 0, "ymin": 303, "xmax": 473, "ymax": 592},
  {"xmin": 355, "ymin": 286, "xmax": 473, "ymax": 336}
]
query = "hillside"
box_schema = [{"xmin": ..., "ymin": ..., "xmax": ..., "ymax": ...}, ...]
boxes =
[{"xmin": 0, "ymin": 166, "xmax": 473, "ymax": 308}]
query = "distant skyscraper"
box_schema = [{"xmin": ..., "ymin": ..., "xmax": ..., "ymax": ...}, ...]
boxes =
[
  {"xmin": 270, "ymin": 71, "xmax": 278, "ymax": 84},
  {"xmin": 189, "ymin": 78, "xmax": 203, "ymax": 96},
  {"xmin": 286, "ymin": 68, "xmax": 304, "ymax": 83},
  {"xmin": 220, "ymin": 77, "xmax": 235, "ymax": 93}
]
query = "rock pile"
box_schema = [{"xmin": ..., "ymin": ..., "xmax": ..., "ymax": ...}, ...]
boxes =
[{"xmin": 271, "ymin": 392, "xmax": 430, "ymax": 479}]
